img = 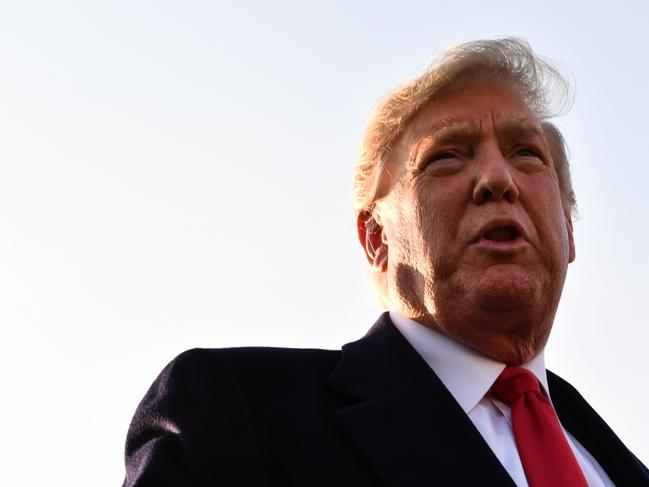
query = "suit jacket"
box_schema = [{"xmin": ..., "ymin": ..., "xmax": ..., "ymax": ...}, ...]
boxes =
[{"xmin": 122, "ymin": 313, "xmax": 649, "ymax": 486}]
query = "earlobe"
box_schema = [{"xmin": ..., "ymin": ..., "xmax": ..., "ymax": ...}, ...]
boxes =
[{"xmin": 357, "ymin": 210, "xmax": 388, "ymax": 271}]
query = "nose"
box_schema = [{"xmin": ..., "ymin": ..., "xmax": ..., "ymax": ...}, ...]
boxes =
[{"xmin": 472, "ymin": 149, "xmax": 519, "ymax": 205}]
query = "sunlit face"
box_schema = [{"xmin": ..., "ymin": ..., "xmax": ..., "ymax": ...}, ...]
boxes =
[{"xmin": 368, "ymin": 79, "xmax": 575, "ymax": 364}]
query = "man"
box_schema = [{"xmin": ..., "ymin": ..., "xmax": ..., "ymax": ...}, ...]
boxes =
[{"xmin": 122, "ymin": 39, "xmax": 649, "ymax": 486}]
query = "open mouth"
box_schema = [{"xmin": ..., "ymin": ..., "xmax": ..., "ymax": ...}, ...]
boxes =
[
  {"xmin": 482, "ymin": 226, "xmax": 520, "ymax": 242},
  {"xmin": 473, "ymin": 220, "xmax": 527, "ymax": 251}
]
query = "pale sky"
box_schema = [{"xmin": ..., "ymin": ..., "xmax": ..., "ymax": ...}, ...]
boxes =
[{"xmin": 1, "ymin": 1, "xmax": 648, "ymax": 485}]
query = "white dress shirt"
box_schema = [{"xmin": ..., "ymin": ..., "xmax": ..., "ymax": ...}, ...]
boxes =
[{"xmin": 390, "ymin": 311, "xmax": 615, "ymax": 487}]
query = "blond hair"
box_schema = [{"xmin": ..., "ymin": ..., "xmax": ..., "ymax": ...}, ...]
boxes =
[{"xmin": 353, "ymin": 38, "xmax": 576, "ymax": 218}]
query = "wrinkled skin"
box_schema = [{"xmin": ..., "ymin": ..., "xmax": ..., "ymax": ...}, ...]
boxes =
[{"xmin": 360, "ymin": 80, "xmax": 575, "ymax": 364}]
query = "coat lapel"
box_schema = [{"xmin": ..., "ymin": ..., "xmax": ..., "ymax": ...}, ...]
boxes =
[
  {"xmin": 549, "ymin": 372, "xmax": 649, "ymax": 486},
  {"xmin": 325, "ymin": 313, "xmax": 516, "ymax": 487}
]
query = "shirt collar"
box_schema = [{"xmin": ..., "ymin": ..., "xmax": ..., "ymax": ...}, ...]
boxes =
[{"xmin": 389, "ymin": 310, "xmax": 549, "ymax": 414}]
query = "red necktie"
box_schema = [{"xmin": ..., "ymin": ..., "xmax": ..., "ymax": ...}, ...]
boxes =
[{"xmin": 491, "ymin": 366, "xmax": 589, "ymax": 487}]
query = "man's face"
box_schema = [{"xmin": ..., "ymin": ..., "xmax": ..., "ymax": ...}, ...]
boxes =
[{"xmin": 370, "ymin": 80, "xmax": 575, "ymax": 364}]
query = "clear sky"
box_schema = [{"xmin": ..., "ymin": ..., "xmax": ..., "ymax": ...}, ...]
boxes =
[{"xmin": 1, "ymin": 1, "xmax": 648, "ymax": 485}]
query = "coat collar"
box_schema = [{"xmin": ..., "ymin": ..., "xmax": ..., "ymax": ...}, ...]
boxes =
[
  {"xmin": 549, "ymin": 372, "xmax": 649, "ymax": 487},
  {"xmin": 325, "ymin": 312, "xmax": 516, "ymax": 487}
]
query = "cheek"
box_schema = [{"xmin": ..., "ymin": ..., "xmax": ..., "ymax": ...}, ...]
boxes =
[
  {"xmin": 389, "ymin": 178, "xmax": 467, "ymax": 262},
  {"xmin": 416, "ymin": 182, "xmax": 466, "ymax": 233},
  {"xmin": 524, "ymin": 180, "xmax": 570, "ymax": 257},
  {"xmin": 382, "ymin": 194, "xmax": 420, "ymax": 256},
  {"xmin": 412, "ymin": 192, "xmax": 461, "ymax": 260},
  {"xmin": 386, "ymin": 196, "xmax": 435, "ymax": 259}
]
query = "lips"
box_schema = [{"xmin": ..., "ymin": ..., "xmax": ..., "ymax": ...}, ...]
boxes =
[
  {"xmin": 483, "ymin": 226, "xmax": 519, "ymax": 242},
  {"xmin": 473, "ymin": 219, "xmax": 528, "ymax": 251}
]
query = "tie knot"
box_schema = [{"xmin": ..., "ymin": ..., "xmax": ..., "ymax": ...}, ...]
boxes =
[{"xmin": 491, "ymin": 366, "xmax": 541, "ymax": 405}]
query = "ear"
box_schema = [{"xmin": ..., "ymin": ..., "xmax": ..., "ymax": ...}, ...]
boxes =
[
  {"xmin": 565, "ymin": 212, "xmax": 576, "ymax": 263},
  {"xmin": 357, "ymin": 210, "xmax": 388, "ymax": 271}
]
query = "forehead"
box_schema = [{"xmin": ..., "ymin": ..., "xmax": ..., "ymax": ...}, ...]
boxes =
[{"xmin": 403, "ymin": 81, "xmax": 541, "ymax": 145}]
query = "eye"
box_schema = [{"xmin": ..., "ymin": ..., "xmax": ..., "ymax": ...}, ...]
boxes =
[
  {"xmin": 515, "ymin": 147, "xmax": 540, "ymax": 158},
  {"xmin": 429, "ymin": 151, "xmax": 458, "ymax": 162},
  {"xmin": 510, "ymin": 146, "xmax": 547, "ymax": 172},
  {"xmin": 418, "ymin": 149, "xmax": 465, "ymax": 177}
]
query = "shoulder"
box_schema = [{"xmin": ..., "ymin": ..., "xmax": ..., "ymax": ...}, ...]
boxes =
[
  {"xmin": 125, "ymin": 347, "xmax": 342, "ymax": 451},
  {"xmin": 153, "ymin": 346, "xmax": 341, "ymax": 403},
  {"xmin": 126, "ymin": 348, "xmax": 339, "ymax": 486},
  {"xmin": 166, "ymin": 346, "xmax": 341, "ymax": 379}
]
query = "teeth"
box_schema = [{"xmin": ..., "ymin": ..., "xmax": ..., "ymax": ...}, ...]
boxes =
[{"xmin": 484, "ymin": 227, "xmax": 517, "ymax": 242}]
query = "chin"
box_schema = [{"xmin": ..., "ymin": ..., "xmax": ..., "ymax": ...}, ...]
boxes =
[
  {"xmin": 482, "ymin": 335, "xmax": 546, "ymax": 365},
  {"xmin": 435, "ymin": 267, "xmax": 555, "ymax": 363},
  {"xmin": 470, "ymin": 265, "xmax": 541, "ymax": 313},
  {"xmin": 444, "ymin": 310, "xmax": 551, "ymax": 364}
]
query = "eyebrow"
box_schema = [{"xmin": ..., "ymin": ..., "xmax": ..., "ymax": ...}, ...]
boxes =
[
  {"xmin": 407, "ymin": 119, "xmax": 478, "ymax": 165},
  {"xmin": 496, "ymin": 118, "xmax": 547, "ymax": 141},
  {"xmin": 407, "ymin": 116, "xmax": 551, "ymax": 170},
  {"xmin": 423, "ymin": 117, "xmax": 546, "ymax": 141},
  {"xmin": 423, "ymin": 118, "xmax": 479, "ymax": 146},
  {"xmin": 410, "ymin": 117, "xmax": 547, "ymax": 157}
]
